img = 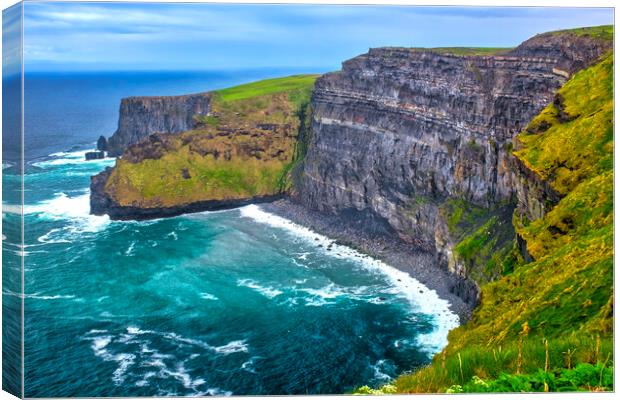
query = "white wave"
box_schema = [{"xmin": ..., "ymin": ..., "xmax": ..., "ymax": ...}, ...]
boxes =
[
  {"xmin": 200, "ymin": 292, "xmax": 218, "ymax": 301},
  {"xmin": 204, "ymin": 388, "xmax": 232, "ymax": 397},
  {"xmin": 237, "ymin": 278, "xmax": 283, "ymax": 299},
  {"xmin": 2, "ymin": 290, "xmax": 76, "ymax": 300},
  {"xmin": 2, "ymin": 204, "xmax": 22, "ymax": 215},
  {"xmin": 372, "ymin": 359, "xmax": 393, "ymax": 382},
  {"xmin": 125, "ymin": 242, "xmax": 136, "ymax": 256},
  {"xmin": 83, "ymin": 327, "xmax": 236, "ymax": 394},
  {"xmin": 213, "ymin": 340, "xmax": 248, "ymax": 355},
  {"xmin": 33, "ymin": 149, "xmax": 115, "ymax": 168},
  {"xmin": 239, "ymin": 204, "xmax": 460, "ymax": 354},
  {"xmin": 293, "ymin": 283, "xmax": 383, "ymax": 307},
  {"xmin": 241, "ymin": 356, "xmax": 261, "ymax": 374},
  {"xmin": 91, "ymin": 335, "xmax": 113, "ymax": 354},
  {"xmin": 127, "ymin": 326, "xmax": 248, "ymax": 355},
  {"xmin": 87, "ymin": 329, "xmax": 108, "ymax": 334},
  {"xmin": 2, "ymin": 162, "xmax": 13, "ymax": 170},
  {"xmin": 37, "ymin": 228, "xmax": 71, "ymax": 244},
  {"xmin": 25, "ymin": 192, "xmax": 110, "ymax": 236},
  {"xmin": 300, "ymin": 283, "xmax": 345, "ymax": 300}
]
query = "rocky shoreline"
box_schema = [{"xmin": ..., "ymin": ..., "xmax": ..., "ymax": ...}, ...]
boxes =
[{"xmin": 262, "ymin": 199, "xmax": 475, "ymax": 322}]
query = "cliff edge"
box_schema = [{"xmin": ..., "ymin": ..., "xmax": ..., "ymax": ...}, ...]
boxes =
[{"xmin": 106, "ymin": 92, "xmax": 212, "ymax": 157}]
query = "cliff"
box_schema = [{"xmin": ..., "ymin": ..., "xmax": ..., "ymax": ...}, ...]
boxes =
[
  {"xmin": 297, "ymin": 28, "xmax": 612, "ymax": 292},
  {"xmin": 106, "ymin": 92, "xmax": 212, "ymax": 156},
  {"xmin": 393, "ymin": 51, "xmax": 613, "ymax": 394},
  {"xmin": 91, "ymin": 75, "xmax": 317, "ymax": 219}
]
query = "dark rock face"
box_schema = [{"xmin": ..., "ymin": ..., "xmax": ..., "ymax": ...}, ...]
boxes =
[
  {"xmin": 96, "ymin": 135, "xmax": 108, "ymax": 151},
  {"xmin": 509, "ymin": 31, "xmax": 611, "ymax": 75},
  {"xmin": 298, "ymin": 32, "xmax": 611, "ymax": 283},
  {"xmin": 85, "ymin": 151, "xmax": 105, "ymax": 161},
  {"xmin": 106, "ymin": 92, "xmax": 211, "ymax": 156}
]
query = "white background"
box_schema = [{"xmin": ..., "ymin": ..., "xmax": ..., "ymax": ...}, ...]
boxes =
[{"xmin": 0, "ymin": 1, "xmax": 617, "ymax": 399}]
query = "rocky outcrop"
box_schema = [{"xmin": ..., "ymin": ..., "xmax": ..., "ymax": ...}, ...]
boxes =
[
  {"xmin": 85, "ymin": 151, "xmax": 105, "ymax": 161},
  {"xmin": 106, "ymin": 92, "xmax": 211, "ymax": 156},
  {"xmin": 297, "ymin": 31, "xmax": 611, "ymax": 288},
  {"xmin": 90, "ymin": 167, "xmax": 283, "ymax": 220},
  {"xmin": 96, "ymin": 135, "xmax": 108, "ymax": 152},
  {"xmin": 90, "ymin": 76, "xmax": 317, "ymax": 220}
]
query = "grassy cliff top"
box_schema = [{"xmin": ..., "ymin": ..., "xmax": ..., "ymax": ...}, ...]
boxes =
[
  {"xmin": 409, "ymin": 25, "xmax": 613, "ymax": 57},
  {"xmin": 389, "ymin": 53, "xmax": 613, "ymax": 394},
  {"xmin": 546, "ymin": 24, "xmax": 613, "ymax": 41},
  {"xmin": 213, "ymin": 74, "xmax": 319, "ymax": 104},
  {"xmin": 424, "ymin": 47, "xmax": 512, "ymax": 56},
  {"xmin": 104, "ymin": 75, "xmax": 317, "ymax": 208}
]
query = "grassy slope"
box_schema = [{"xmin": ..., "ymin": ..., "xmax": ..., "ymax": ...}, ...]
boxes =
[
  {"xmin": 426, "ymin": 47, "xmax": 512, "ymax": 56},
  {"xmin": 388, "ymin": 53, "xmax": 614, "ymax": 393},
  {"xmin": 105, "ymin": 75, "xmax": 317, "ymax": 208},
  {"xmin": 439, "ymin": 199, "xmax": 517, "ymax": 284},
  {"xmin": 547, "ymin": 24, "xmax": 613, "ymax": 41}
]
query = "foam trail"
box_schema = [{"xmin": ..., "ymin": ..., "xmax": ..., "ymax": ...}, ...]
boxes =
[
  {"xmin": 237, "ymin": 279, "xmax": 283, "ymax": 299},
  {"xmin": 33, "ymin": 149, "xmax": 115, "ymax": 168},
  {"xmin": 239, "ymin": 204, "xmax": 460, "ymax": 354},
  {"xmin": 25, "ymin": 192, "xmax": 110, "ymax": 234},
  {"xmin": 3, "ymin": 290, "xmax": 77, "ymax": 300}
]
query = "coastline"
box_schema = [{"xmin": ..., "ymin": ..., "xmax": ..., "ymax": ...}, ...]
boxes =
[
  {"xmin": 262, "ymin": 199, "xmax": 475, "ymax": 323},
  {"xmin": 90, "ymin": 164, "xmax": 475, "ymax": 323}
]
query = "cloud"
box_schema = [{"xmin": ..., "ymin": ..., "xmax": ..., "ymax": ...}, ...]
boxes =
[
  {"xmin": 3, "ymin": 3, "xmax": 23, "ymax": 76},
  {"xmin": 21, "ymin": 2, "xmax": 614, "ymax": 72}
]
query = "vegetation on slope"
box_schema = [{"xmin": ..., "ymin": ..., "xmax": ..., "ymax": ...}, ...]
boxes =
[
  {"xmin": 439, "ymin": 199, "xmax": 517, "ymax": 284},
  {"xmin": 104, "ymin": 75, "xmax": 317, "ymax": 208},
  {"xmin": 547, "ymin": 24, "xmax": 613, "ymax": 41},
  {"xmin": 425, "ymin": 47, "xmax": 512, "ymax": 56},
  {"xmin": 367, "ymin": 53, "xmax": 614, "ymax": 393}
]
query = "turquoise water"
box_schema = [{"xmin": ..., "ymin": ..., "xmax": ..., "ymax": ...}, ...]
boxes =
[{"xmin": 3, "ymin": 72, "xmax": 459, "ymax": 396}]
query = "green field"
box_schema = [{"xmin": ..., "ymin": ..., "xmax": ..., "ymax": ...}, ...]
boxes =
[{"xmin": 214, "ymin": 74, "xmax": 319, "ymax": 104}]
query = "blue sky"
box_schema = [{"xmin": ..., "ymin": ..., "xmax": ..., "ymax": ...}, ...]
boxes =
[{"xmin": 18, "ymin": 2, "xmax": 614, "ymax": 72}]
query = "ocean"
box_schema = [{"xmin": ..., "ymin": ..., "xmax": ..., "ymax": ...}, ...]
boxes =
[{"xmin": 2, "ymin": 70, "xmax": 459, "ymax": 396}]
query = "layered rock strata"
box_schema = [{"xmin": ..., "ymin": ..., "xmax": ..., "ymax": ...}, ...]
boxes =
[
  {"xmin": 297, "ymin": 31, "xmax": 611, "ymax": 297},
  {"xmin": 106, "ymin": 92, "xmax": 211, "ymax": 156}
]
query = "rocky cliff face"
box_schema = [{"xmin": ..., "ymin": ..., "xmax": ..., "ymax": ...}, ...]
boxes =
[
  {"xmin": 91, "ymin": 76, "xmax": 317, "ymax": 220},
  {"xmin": 106, "ymin": 93, "xmax": 211, "ymax": 156},
  {"xmin": 298, "ymin": 31, "xmax": 611, "ymax": 285}
]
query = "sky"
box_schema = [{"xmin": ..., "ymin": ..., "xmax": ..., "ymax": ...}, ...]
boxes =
[{"xmin": 8, "ymin": 2, "xmax": 615, "ymax": 73}]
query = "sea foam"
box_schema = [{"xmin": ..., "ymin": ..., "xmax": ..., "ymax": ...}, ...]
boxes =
[
  {"xmin": 33, "ymin": 149, "xmax": 115, "ymax": 168},
  {"xmin": 27, "ymin": 192, "xmax": 110, "ymax": 236},
  {"xmin": 83, "ymin": 327, "xmax": 241, "ymax": 394},
  {"xmin": 239, "ymin": 204, "xmax": 460, "ymax": 354}
]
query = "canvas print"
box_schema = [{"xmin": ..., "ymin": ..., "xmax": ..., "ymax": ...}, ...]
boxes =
[{"xmin": 1, "ymin": 1, "xmax": 615, "ymax": 397}]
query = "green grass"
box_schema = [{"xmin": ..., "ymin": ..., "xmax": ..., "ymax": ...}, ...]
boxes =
[
  {"xmin": 449, "ymin": 362, "xmax": 613, "ymax": 393},
  {"xmin": 514, "ymin": 54, "xmax": 613, "ymax": 196},
  {"xmin": 546, "ymin": 25, "xmax": 613, "ymax": 41},
  {"xmin": 424, "ymin": 47, "xmax": 512, "ymax": 56},
  {"xmin": 214, "ymin": 74, "xmax": 319, "ymax": 105},
  {"xmin": 391, "ymin": 336, "xmax": 612, "ymax": 393},
  {"xmin": 377, "ymin": 52, "xmax": 614, "ymax": 394}
]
